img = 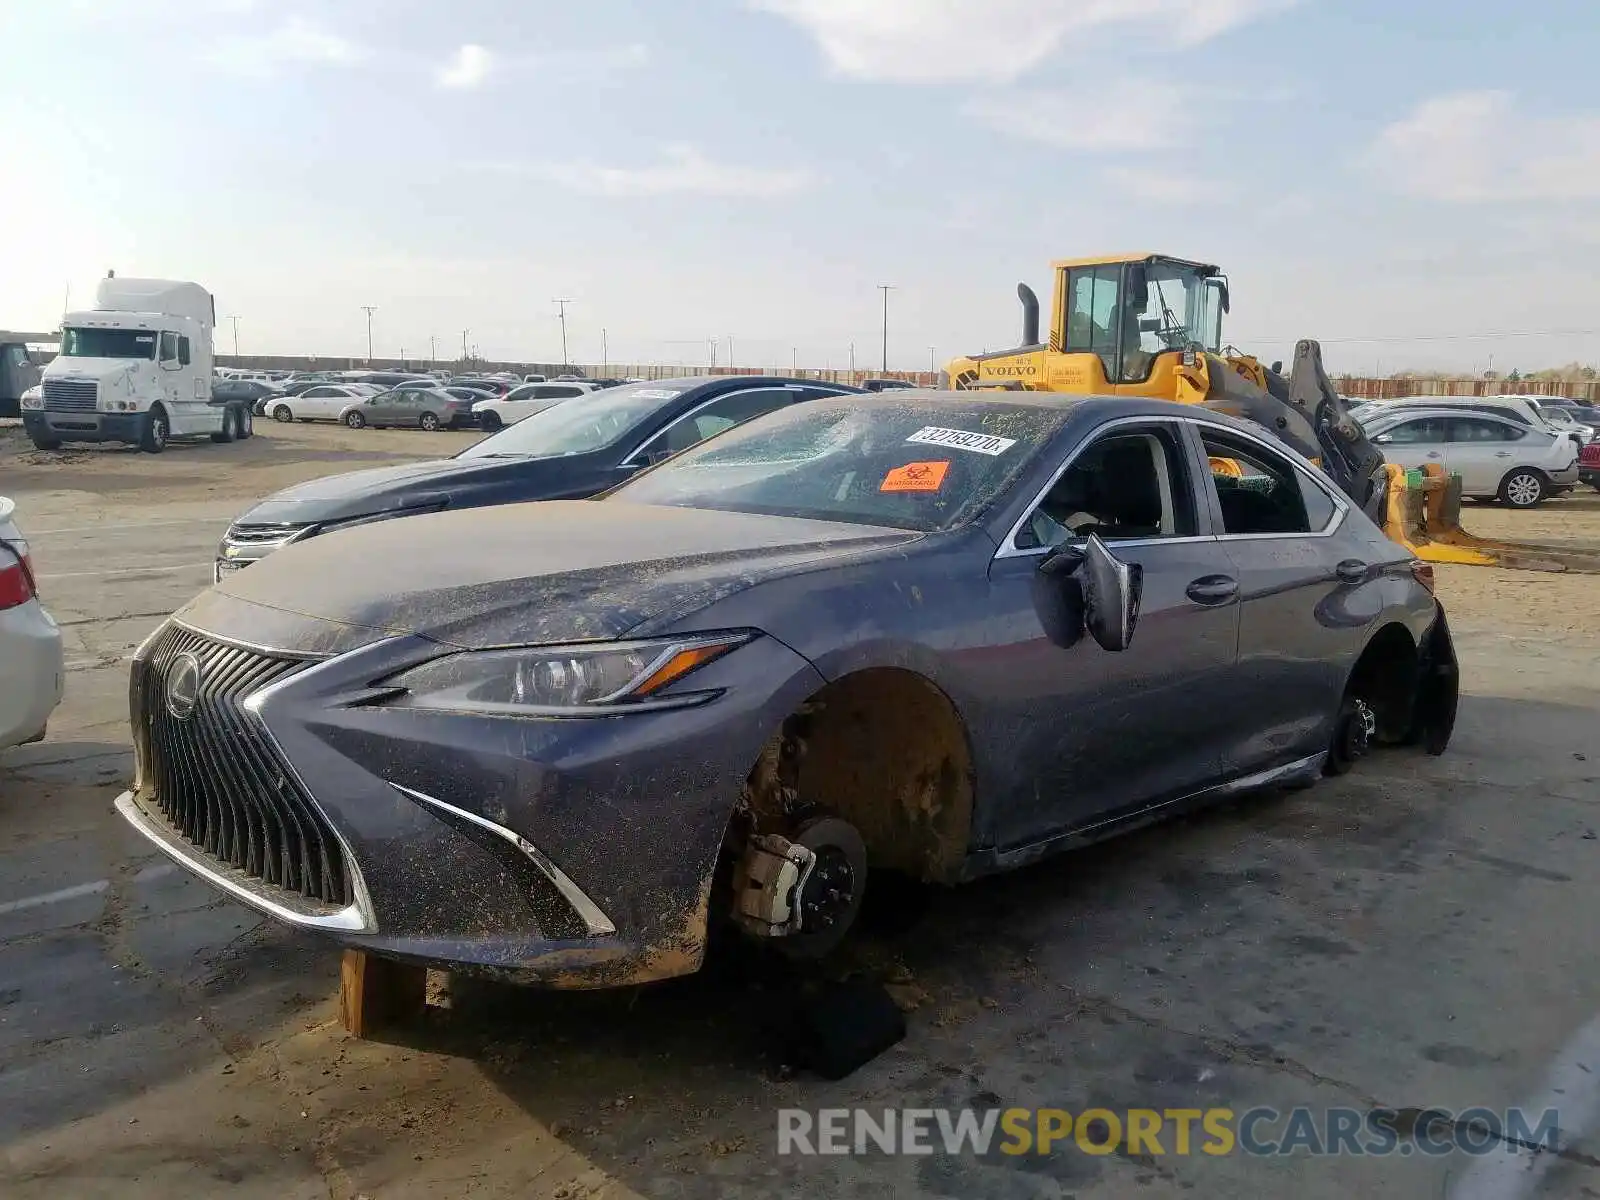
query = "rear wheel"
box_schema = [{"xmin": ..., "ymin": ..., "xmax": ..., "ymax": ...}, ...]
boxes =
[
  {"xmin": 345, "ymin": 410, "xmax": 367, "ymax": 429},
  {"xmin": 418, "ymin": 411, "xmax": 441, "ymax": 431},
  {"xmin": 210, "ymin": 409, "xmax": 236, "ymax": 443},
  {"xmin": 1323, "ymin": 696, "xmax": 1376, "ymax": 776},
  {"xmin": 238, "ymin": 408, "xmax": 253, "ymax": 439},
  {"xmin": 272, "ymin": 404, "xmax": 294, "ymax": 423},
  {"xmin": 1499, "ymin": 468, "xmax": 1547, "ymax": 508},
  {"xmin": 478, "ymin": 410, "xmax": 502, "ymax": 432},
  {"xmin": 140, "ymin": 406, "xmax": 169, "ymax": 454}
]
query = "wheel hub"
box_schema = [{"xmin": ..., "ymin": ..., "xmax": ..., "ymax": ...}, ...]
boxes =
[{"xmin": 796, "ymin": 846, "xmax": 856, "ymax": 933}]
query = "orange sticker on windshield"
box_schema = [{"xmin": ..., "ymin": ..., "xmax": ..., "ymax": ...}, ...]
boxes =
[{"xmin": 880, "ymin": 461, "xmax": 950, "ymax": 492}]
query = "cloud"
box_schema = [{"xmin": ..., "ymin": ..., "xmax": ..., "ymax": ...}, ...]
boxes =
[
  {"xmin": 1103, "ymin": 166, "xmax": 1234, "ymax": 204},
  {"xmin": 529, "ymin": 144, "xmax": 813, "ymax": 198},
  {"xmin": 204, "ymin": 16, "xmax": 363, "ymax": 76},
  {"xmin": 964, "ymin": 81, "xmax": 1194, "ymax": 151},
  {"xmin": 749, "ymin": 0, "xmax": 1297, "ymax": 83},
  {"xmin": 1367, "ymin": 91, "xmax": 1600, "ymax": 202},
  {"xmin": 437, "ymin": 44, "xmax": 493, "ymax": 89}
]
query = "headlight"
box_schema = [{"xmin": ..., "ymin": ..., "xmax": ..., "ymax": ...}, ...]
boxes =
[
  {"xmin": 21, "ymin": 391, "xmax": 43, "ymax": 410},
  {"xmin": 383, "ymin": 632, "xmax": 752, "ymax": 716}
]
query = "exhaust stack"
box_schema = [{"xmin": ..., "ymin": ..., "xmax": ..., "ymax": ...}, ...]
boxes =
[{"xmin": 1018, "ymin": 284, "xmax": 1040, "ymax": 346}]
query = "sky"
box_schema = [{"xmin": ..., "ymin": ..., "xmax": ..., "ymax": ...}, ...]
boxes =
[{"xmin": 2, "ymin": 0, "xmax": 1599, "ymax": 375}]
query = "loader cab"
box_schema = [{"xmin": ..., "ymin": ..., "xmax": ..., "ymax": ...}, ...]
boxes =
[{"xmin": 1052, "ymin": 254, "xmax": 1228, "ymax": 387}]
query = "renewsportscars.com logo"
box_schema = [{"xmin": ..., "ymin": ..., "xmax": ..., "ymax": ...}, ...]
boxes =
[{"xmin": 777, "ymin": 1106, "xmax": 1563, "ymax": 1158}]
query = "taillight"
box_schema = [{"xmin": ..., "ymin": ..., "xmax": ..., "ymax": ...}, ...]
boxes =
[
  {"xmin": 1410, "ymin": 559, "xmax": 1436, "ymax": 595},
  {"xmin": 0, "ymin": 542, "xmax": 36, "ymax": 610}
]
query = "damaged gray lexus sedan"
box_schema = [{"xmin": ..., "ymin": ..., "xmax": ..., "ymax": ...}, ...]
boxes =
[{"xmin": 116, "ymin": 393, "xmax": 1457, "ymax": 987}]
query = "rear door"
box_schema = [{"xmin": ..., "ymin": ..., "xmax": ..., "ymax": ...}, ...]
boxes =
[
  {"xmin": 1193, "ymin": 422, "xmax": 1358, "ymax": 776},
  {"xmin": 979, "ymin": 417, "xmax": 1240, "ymax": 845}
]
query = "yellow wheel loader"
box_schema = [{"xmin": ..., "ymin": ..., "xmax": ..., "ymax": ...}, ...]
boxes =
[{"xmin": 943, "ymin": 253, "xmax": 1600, "ymax": 573}]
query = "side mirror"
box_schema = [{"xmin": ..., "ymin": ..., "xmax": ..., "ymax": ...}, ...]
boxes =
[
  {"xmin": 1031, "ymin": 534, "xmax": 1143, "ymax": 652},
  {"xmin": 1080, "ymin": 534, "xmax": 1142, "ymax": 652},
  {"xmin": 1373, "ymin": 433, "xmax": 1393, "ymax": 445}
]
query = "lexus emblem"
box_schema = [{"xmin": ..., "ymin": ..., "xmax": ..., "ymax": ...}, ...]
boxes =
[{"xmin": 166, "ymin": 652, "xmax": 202, "ymax": 720}]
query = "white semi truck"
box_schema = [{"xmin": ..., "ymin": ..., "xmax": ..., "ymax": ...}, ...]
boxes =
[{"xmin": 23, "ymin": 275, "xmax": 252, "ymax": 453}]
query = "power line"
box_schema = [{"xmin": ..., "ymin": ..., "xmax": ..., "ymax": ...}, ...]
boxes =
[{"xmin": 1250, "ymin": 327, "xmax": 1600, "ymax": 347}]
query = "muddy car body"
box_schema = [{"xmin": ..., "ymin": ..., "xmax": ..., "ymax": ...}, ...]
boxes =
[{"xmin": 118, "ymin": 393, "xmax": 1457, "ymax": 987}]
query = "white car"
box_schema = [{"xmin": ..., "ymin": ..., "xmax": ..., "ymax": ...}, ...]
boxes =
[
  {"xmin": 472, "ymin": 381, "xmax": 595, "ymax": 431},
  {"xmin": 264, "ymin": 384, "xmax": 380, "ymax": 423},
  {"xmin": 1535, "ymin": 405, "xmax": 1597, "ymax": 444},
  {"xmin": 0, "ymin": 497, "xmax": 65, "ymax": 750},
  {"xmin": 1366, "ymin": 408, "xmax": 1581, "ymax": 507}
]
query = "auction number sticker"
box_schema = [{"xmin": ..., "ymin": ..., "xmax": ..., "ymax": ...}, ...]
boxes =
[{"xmin": 906, "ymin": 426, "xmax": 1016, "ymax": 456}]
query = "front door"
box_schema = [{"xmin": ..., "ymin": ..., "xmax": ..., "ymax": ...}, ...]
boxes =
[
  {"xmin": 1369, "ymin": 415, "xmax": 1448, "ymax": 476},
  {"xmin": 979, "ymin": 419, "xmax": 1240, "ymax": 848}
]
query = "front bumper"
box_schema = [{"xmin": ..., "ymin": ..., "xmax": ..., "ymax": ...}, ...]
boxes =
[
  {"xmin": 0, "ymin": 598, "xmax": 65, "ymax": 749},
  {"xmin": 1579, "ymin": 465, "xmax": 1600, "ymax": 487},
  {"xmin": 24, "ymin": 411, "xmax": 145, "ymax": 443},
  {"xmin": 115, "ymin": 621, "xmax": 825, "ymax": 986}
]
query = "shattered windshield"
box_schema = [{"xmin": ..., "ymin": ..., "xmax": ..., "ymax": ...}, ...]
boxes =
[
  {"xmin": 607, "ymin": 397, "xmax": 1065, "ymax": 531},
  {"xmin": 59, "ymin": 327, "xmax": 158, "ymax": 360}
]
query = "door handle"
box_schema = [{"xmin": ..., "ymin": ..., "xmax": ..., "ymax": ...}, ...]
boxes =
[
  {"xmin": 1335, "ymin": 559, "xmax": 1370, "ymax": 584},
  {"xmin": 1426, "ymin": 451, "xmax": 1442, "ymax": 458},
  {"xmin": 1494, "ymin": 451, "xmax": 1511, "ymax": 457},
  {"xmin": 1186, "ymin": 575, "xmax": 1238, "ymax": 605}
]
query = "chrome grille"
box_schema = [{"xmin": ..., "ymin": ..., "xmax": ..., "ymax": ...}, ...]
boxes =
[
  {"xmin": 131, "ymin": 625, "xmax": 352, "ymax": 908},
  {"xmin": 225, "ymin": 523, "xmax": 311, "ymax": 545},
  {"xmin": 43, "ymin": 378, "xmax": 98, "ymax": 413}
]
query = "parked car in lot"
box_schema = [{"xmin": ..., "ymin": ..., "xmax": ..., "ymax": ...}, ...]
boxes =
[
  {"xmin": 1535, "ymin": 405, "xmax": 1597, "ymax": 443},
  {"xmin": 214, "ymin": 376, "xmax": 862, "ymax": 580},
  {"xmin": 265, "ymin": 384, "xmax": 380, "ymax": 423},
  {"xmin": 1365, "ymin": 408, "xmax": 1580, "ymax": 506},
  {"xmin": 128, "ymin": 393, "xmax": 1457, "ymax": 985},
  {"xmin": 0, "ymin": 497, "xmax": 65, "ymax": 751},
  {"xmin": 861, "ymin": 378, "xmax": 917, "ymax": 392},
  {"xmin": 342, "ymin": 387, "xmax": 478, "ymax": 431},
  {"xmin": 213, "ymin": 378, "xmax": 280, "ymax": 409},
  {"xmin": 448, "ymin": 377, "xmax": 511, "ymax": 397},
  {"xmin": 1378, "ymin": 395, "xmax": 1585, "ymax": 451},
  {"xmin": 473, "ymin": 381, "xmax": 596, "ymax": 431},
  {"xmin": 1579, "ymin": 440, "xmax": 1600, "ymax": 491}
]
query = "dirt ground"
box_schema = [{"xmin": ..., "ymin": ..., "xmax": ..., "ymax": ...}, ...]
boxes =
[{"xmin": 3, "ymin": 419, "xmax": 1600, "ymax": 1199}]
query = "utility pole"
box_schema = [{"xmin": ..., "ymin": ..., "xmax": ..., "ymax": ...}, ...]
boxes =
[
  {"xmin": 849, "ymin": 342, "xmax": 856, "ymax": 375},
  {"xmin": 400, "ymin": 346, "xmax": 406, "ymax": 367},
  {"xmin": 430, "ymin": 336, "xmax": 437, "ymax": 365},
  {"xmin": 727, "ymin": 336, "xmax": 734, "ymax": 369},
  {"xmin": 792, "ymin": 346, "xmax": 798, "ymax": 374},
  {"xmin": 360, "ymin": 306, "xmax": 377, "ymax": 363},
  {"xmin": 878, "ymin": 284, "xmax": 895, "ymax": 373},
  {"xmin": 709, "ymin": 337, "xmax": 718, "ymax": 370},
  {"xmin": 601, "ymin": 328, "xmax": 608, "ymax": 373},
  {"xmin": 928, "ymin": 346, "xmax": 936, "ymax": 375},
  {"xmin": 224, "ymin": 315, "xmax": 241, "ymax": 359},
  {"xmin": 553, "ymin": 299, "xmax": 571, "ymax": 369},
  {"xmin": 462, "ymin": 330, "xmax": 470, "ymax": 363}
]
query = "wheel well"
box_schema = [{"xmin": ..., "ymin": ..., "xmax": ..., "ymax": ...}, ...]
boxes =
[
  {"xmin": 737, "ymin": 668, "xmax": 975, "ymax": 884},
  {"xmin": 1344, "ymin": 623, "xmax": 1418, "ymax": 743}
]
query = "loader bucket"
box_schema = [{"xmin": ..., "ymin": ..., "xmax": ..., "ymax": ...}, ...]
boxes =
[{"xmin": 1377, "ymin": 464, "xmax": 1600, "ymax": 573}]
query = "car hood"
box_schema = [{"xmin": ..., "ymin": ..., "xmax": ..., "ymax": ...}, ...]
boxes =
[
  {"xmin": 233, "ymin": 455, "xmax": 588, "ymax": 526},
  {"xmin": 178, "ymin": 500, "xmax": 921, "ymax": 655}
]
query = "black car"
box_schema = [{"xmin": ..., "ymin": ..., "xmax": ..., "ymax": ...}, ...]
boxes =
[
  {"xmin": 862, "ymin": 378, "xmax": 917, "ymax": 392},
  {"xmin": 211, "ymin": 379, "xmax": 280, "ymax": 405},
  {"xmin": 213, "ymin": 376, "xmax": 862, "ymax": 580},
  {"xmin": 125, "ymin": 392, "xmax": 1456, "ymax": 988}
]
